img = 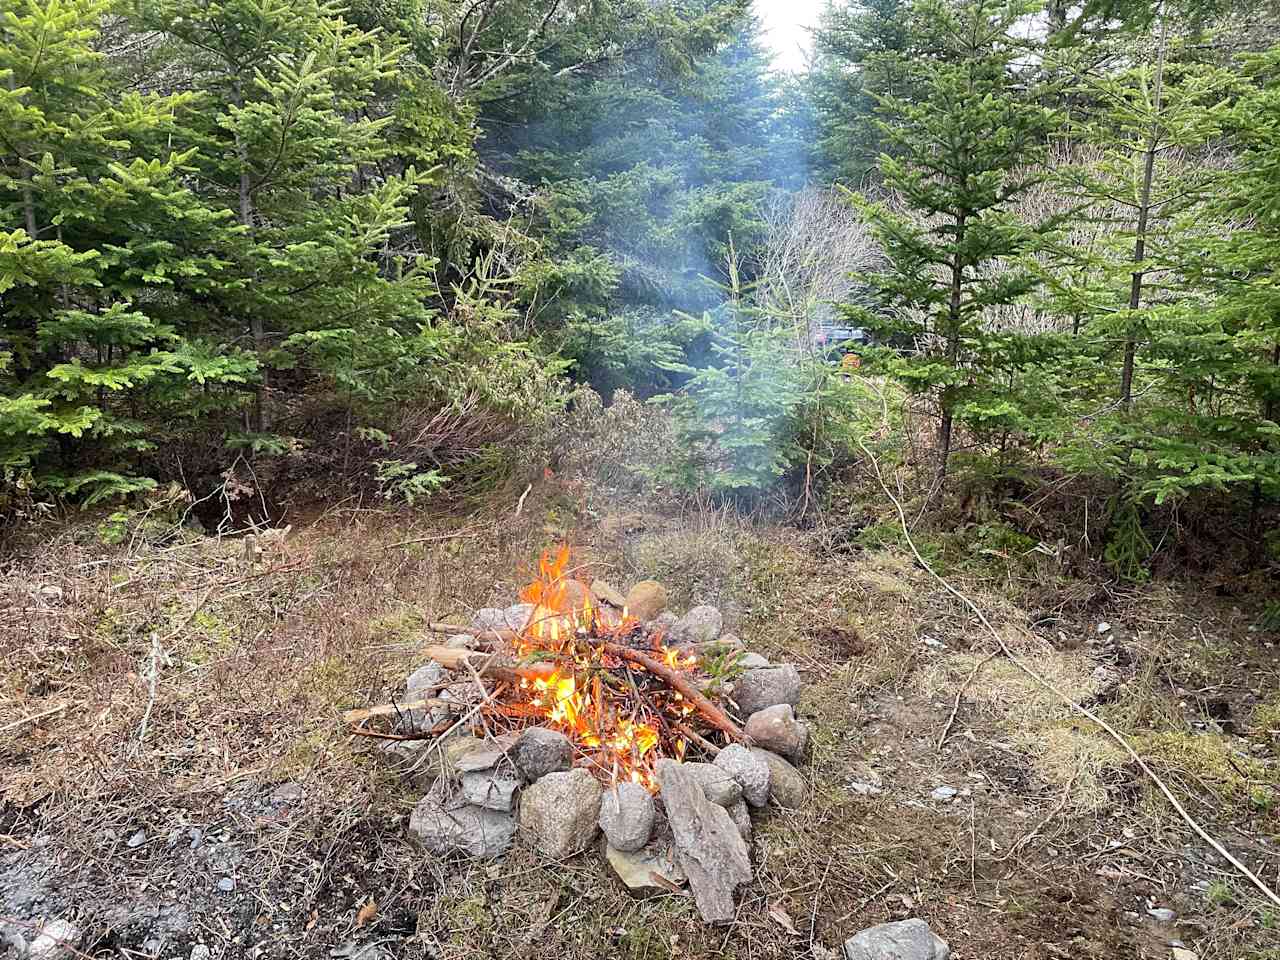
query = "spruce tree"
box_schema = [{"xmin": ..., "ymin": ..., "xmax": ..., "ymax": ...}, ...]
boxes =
[
  {"xmin": 1, "ymin": 0, "xmax": 250, "ymax": 501},
  {"xmin": 1154, "ymin": 44, "xmax": 1280, "ymax": 546},
  {"xmin": 808, "ymin": 0, "xmax": 913, "ymax": 185},
  {"xmin": 846, "ymin": 0, "xmax": 1059, "ymax": 486},
  {"xmin": 132, "ymin": 0, "xmax": 438, "ymax": 439}
]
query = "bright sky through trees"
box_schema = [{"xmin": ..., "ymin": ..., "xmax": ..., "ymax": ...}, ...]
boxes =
[{"xmin": 757, "ymin": 0, "xmax": 822, "ymax": 70}]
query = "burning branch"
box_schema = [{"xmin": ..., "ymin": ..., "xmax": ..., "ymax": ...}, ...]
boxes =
[{"xmin": 423, "ymin": 623, "xmax": 747, "ymax": 745}]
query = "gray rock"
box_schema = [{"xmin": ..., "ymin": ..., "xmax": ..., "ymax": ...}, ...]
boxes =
[
  {"xmin": 504, "ymin": 603, "xmax": 534, "ymax": 631},
  {"xmin": 380, "ymin": 735, "xmax": 478, "ymax": 788},
  {"xmin": 670, "ymin": 605, "xmax": 723, "ymax": 644},
  {"xmin": 744, "ymin": 704, "xmax": 809, "ymax": 761},
  {"xmin": 269, "ymin": 781, "xmax": 305, "ymax": 805},
  {"xmin": 455, "ymin": 743, "xmax": 509, "ymax": 773},
  {"xmin": 398, "ymin": 661, "xmax": 449, "ymax": 728},
  {"xmin": 512, "ymin": 727, "xmax": 573, "ymax": 782},
  {"xmin": 216, "ymin": 877, "xmax": 235, "ymax": 892},
  {"xmin": 598, "ymin": 782, "xmax": 655, "ymax": 852},
  {"xmin": 726, "ymin": 799, "xmax": 752, "ymax": 843},
  {"xmin": 408, "ymin": 796, "xmax": 517, "ymax": 859},
  {"xmin": 461, "ymin": 772, "xmax": 521, "ymax": 812},
  {"xmin": 714, "ymin": 743, "xmax": 771, "ymax": 808},
  {"xmin": 929, "ymin": 786, "xmax": 958, "ymax": 802},
  {"xmin": 683, "ymin": 761, "xmax": 744, "ymax": 807},
  {"xmin": 605, "ymin": 842, "xmax": 687, "ymax": 894},
  {"xmin": 750, "ymin": 748, "xmax": 807, "ymax": 808},
  {"xmin": 520, "ymin": 768, "xmax": 602, "ymax": 858},
  {"xmin": 591, "ymin": 579, "xmax": 628, "ymax": 609},
  {"xmin": 738, "ymin": 652, "xmax": 769, "ymax": 668},
  {"xmin": 1147, "ymin": 907, "xmax": 1177, "ymax": 924},
  {"xmin": 733, "ymin": 664, "xmax": 802, "ymax": 716},
  {"xmin": 126, "ymin": 829, "xmax": 146, "ymax": 848},
  {"xmin": 655, "ymin": 759, "xmax": 752, "ymax": 923},
  {"xmin": 444, "ymin": 633, "xmax": 476, "ymax": 650},
  {"xmin": 25, "ymin": 919, "xmax": 81, "ymax": 960},
  {"xmin": 652, "ymin": 610, "xmax": 678, "ymax": 632},
  {"xmin": 625, "ymin": 581, "xmax": 669, "ymax": 621},
  {"xmin": 843, "ymin": 919, "xmax": 950, "ymax": 960},
  {"xmin": 406, "ymin": 662, "xmax": 445, "ymax": 696}
]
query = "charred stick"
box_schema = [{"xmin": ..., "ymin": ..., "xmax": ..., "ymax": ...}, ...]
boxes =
[
  {"xmin": 424, "ymin": 624, "xmax": 746, "ymax": 743},
  {"xmin": 601, "ymin": 642, "xmax": 747, "ymax": 744},
  {"xmin": 674, "ymin": 721, "xmax": 722, "ymax": 757},
  {"xmin": 348, "ymin": 717, "xmax": 457, "ymax": 741}
]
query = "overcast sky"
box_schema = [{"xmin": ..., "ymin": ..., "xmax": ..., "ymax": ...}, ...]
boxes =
[{"xmin": 756, "ymin": 0, "xmax": 823, "ymax": 72}]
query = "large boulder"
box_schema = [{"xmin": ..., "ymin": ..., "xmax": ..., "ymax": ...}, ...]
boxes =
[
  {"xmin": 625, "ymin": 581, "xmax": 669, "ymax": 621},
  {"xmin": 656, "ymin": 759, "xmax": 752, "ymax": 924},
  {"xmin": 460, "ymin": 772, "xmax": 521, "ymax": 812},
  {"xmin": 682, "ymin": 762, "xmax": 744, "ymax": 807},
  {"xmin": 842, "ymin": 919, "xmax": 950, "ymax": 960},
  {"xmin": 669, "ymin": 605, "xmax": 723, "ymax": 644},
  {"xmin": 733, "ymin": 664, "xmax": 802, "ymax": 717},
  {"xmin": 408, "ymin": 795, "xmax": 517, "ymax": 860},
  {"xmin": 598, "ymin": 782, "xmax": 655, "ymax": 852},
  {"xmin": 744, "ymin": 704, "xmax": 809, "ymax": 761},
  {"xmin": 511, "ymin": 727, "xmax": 573, "ymax": 782},
  {"xmin": 749, "ymin": 748, "xmax": 807, "ymax": 808},
  {"xmin": 520, "ymin": 769, "xmax": 602, "ymax": 858},
  {"xmin": 714, "ymin": 743, "xmax": 771, "ymax": 808}
]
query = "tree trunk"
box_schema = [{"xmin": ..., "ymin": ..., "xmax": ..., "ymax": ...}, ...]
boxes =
[
  {"xmin": 938, "ymin": 213, "xmax": 967, "ymax": 489},
  {"xmin": 1250, "ymin": 340, "xmax": 1280, "ymax": 565},
  {"xmin": 237, "ymin": 128, "xmax": 267, "ymax": 434},
  {"xmin": 1121, "ymin": 16, "xmax": 1169, "ymax": 410}
]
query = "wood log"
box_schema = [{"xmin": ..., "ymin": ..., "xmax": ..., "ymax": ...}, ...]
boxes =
[{"xmin": 342, "ymin": 696, "xmax": 456, "ymax": 725}]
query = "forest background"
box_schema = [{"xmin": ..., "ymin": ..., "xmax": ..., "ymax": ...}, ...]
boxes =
[{"xmin": 4, "ymin": 0, "xmax": 1280, "ymax": 588}]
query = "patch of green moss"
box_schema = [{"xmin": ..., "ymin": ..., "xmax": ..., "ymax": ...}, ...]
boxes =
[
  {"xmin": 1252, "ymin": 696, "xmax": 1280, "ymax": 738},
  {"xmin": 1133, "ymin": 731, "xmax": 1273, "ymax": 809},
  {"xmin": 300, "ymin": 655, "xmax": 357, "ymax": 702},
  {"xmin": 366, "ymin": 608, "xmax": 425, "ymax": 642}
]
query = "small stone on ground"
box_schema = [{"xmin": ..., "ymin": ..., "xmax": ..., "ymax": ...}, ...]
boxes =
[
  {"xmin": 408, "ymin": 796, "xmax": 517, "ymax": 859},
  {"xmin": 843, "ymin": 918, "xmax": 950, "ymax": 960},
  {"xmin": 743, "ymin": 703, "xmax": 809, "ymax": 760},
  {"xmin": 714, "ymin": 743, "xmax": 770, "ymax": 807},
  {"xmin": 750, "ymin": 748, "xmax": 807, "ymax": 807},
  {"xmin": 733, "ymin": 664, "xmax": 802, "ymax": 716},
  {"xmin": 605, "ymin": 842, "xmax": 687, "ymax": 893},
  {"xmin": 598, "ymin": 782, "xmax": 655, "ymax": 852}
]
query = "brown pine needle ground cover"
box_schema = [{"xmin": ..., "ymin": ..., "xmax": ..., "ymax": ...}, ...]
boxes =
[{"xmin": 2, "ymin": 481, "xmax": 1278, "ymax": 960}]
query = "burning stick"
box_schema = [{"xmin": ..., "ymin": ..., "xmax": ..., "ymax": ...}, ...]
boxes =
[
  {"xmin": 601, "ymin": 642, "xmax": 747, "ymax": 744},
  {"xmin": 423, "ymin": 623, "xmax": 748, "ymax": 745}
]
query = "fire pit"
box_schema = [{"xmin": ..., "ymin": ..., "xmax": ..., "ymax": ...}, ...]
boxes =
[{"xmin": 352, "ymin": 547, "xmax": 810, "ymax": 922}]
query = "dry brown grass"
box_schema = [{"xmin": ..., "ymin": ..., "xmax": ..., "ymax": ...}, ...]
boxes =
[{"xmin": 2, "ymin": 472, "xmax": 1278, "ymax": 960}]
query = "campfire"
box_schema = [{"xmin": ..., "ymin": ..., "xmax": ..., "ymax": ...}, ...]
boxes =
[{"xmin": 346, "ymin": 546, "xmax": 811, "ymax": 923}]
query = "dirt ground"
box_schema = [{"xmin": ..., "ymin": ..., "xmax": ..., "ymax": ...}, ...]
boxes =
[{"xmin": 2, "ymin": 474, "xmax": 1278, "ymax": 960}]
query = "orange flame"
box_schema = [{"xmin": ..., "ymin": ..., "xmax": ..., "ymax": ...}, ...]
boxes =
[{"xmin": 512, "ymin": 545, "xmax": 705, "ymax": 790}]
